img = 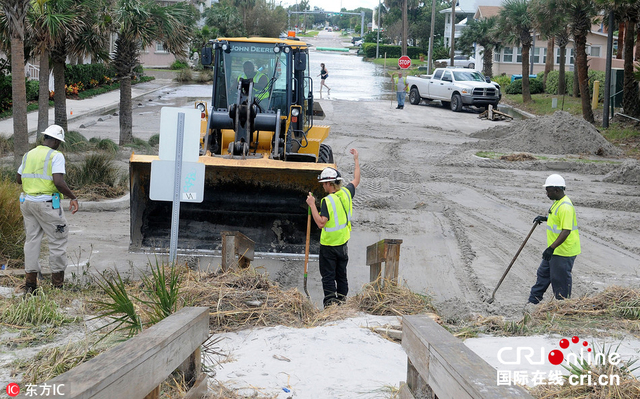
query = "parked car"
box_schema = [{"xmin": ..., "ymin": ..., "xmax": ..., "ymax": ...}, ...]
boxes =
[
  {"xmin": 435, "ymin": 55, "xmax": 476, "ymax": 69},
  {"xmin": 354, "ymin": 39, "xmax": 364, "ymax": 46},
  {"xmin": 351, "ymin": 36, "xmax": 362, "ymax": 44},
  {"xmin": 405, "ymin": 68, "xmax": 501, "ymax": 111}
]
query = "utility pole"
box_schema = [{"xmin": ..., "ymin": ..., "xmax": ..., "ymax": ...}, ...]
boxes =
[
  {"xmin": 427, "ymin": 0, "xmax": 436, "ymax": 74},
  {"xmin": 376, "ymin": 0, "xmax": 381, "ymax": 58},
  {"xmin": 402, "ymin": 0, "xmax": 407, "ymax": 55},
  {"xmin": 603, "ymin": 10, "xmax": 614, "ymax": 128},
  {"xmin": 450, "ymin": 0, "xmax": 456, "ymax": 65}
]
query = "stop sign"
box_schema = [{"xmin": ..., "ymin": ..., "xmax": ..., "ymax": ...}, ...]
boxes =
[{"xmin": 398, "ymin": 55, "xmax": 411, "ymax": 69}]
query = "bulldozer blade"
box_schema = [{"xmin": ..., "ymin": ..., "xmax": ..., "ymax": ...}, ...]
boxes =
[{"xmin": 130, "ymin": 154, "xmax": 332, "ymax": 254}]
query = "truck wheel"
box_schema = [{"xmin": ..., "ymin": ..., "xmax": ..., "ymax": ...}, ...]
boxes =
[
  {"xmin": 468, "ymin": 63, "xmax": 475, "ymax": 69},
  {"xmin": 318, "ymin": 143, "xmax": 334, "ymax": 163},
  {"xmin": 409, "ymin": 88, "xmax": 421, "ymax": 105},
  {"xmin": 451, "ymin": 94, "xmax": 463, "ymax": 112},
  {"xmin": 441, "ymin": 101, "xmax": 451, "ymax": 109}
]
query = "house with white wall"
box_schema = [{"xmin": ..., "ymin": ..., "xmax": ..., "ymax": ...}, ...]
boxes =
[{"xmin": 440, "ymin": 0, "xmax": 503, "ymax": 49}]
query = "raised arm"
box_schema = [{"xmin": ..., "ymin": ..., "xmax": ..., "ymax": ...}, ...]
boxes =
[{"xmin": 350, "ymin": 148, "xmax": 360, "ymax": 188}]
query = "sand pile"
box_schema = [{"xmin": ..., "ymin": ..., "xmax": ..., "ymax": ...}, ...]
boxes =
[
  {"xmin": 603, "ymin": 159, "xmax": 640, "ymax": 185},
  {"xmin": 470, "ymin": 111, "xmax": 622, "ymax": 157}
]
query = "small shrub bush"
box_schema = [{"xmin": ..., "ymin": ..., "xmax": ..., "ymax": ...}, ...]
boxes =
[
  {"xmin": 175, "ymin": 68, "xmax": 193, "ymax": 82},
  {"xmin": 362, "ymin": 43, "xmax": 424, "ymax": 59},
  {"xmin": 95, "ymin": 138, "xmax": 119, "ymax": 154},
  {"xmin": 65, "ymin": 63, "xmax": 116, "ymax": 87},
  {"xmin": 492, "ymin": 74, "xmax": 511, "ymax": 89},
  {"xmin": 505, "ymin": 77, "xmax": 544, "ymax": 95},
  {"xmin": 148, "ymin": 134, "xmax": 160, "ymax": 147},
  {"xmin": 170, "ymin": 60, "xmax": 189, "ymax": 70},
  {"xmin": 0, "ymin": 176, "xmax": 25, "ymax": 262},
  {"xmin": 59, "ymin": 131, "xmax": 89, "ymax": 152},
  {"xmin": 26, "ymin": 79, "xmax": 39, "ymax": 102},
  {"xmin": 196, "ymin": 69, "xmax": 213, "ymax": 83},
  {"xmin": 0, "ymin": 134, "xmax": 12, "ymax": 156},
  {"xmin": 545, "ymin": 70, "xmax": 574, "ymax": 95},
  {"xmin": 66, "ymin": 153, "xmax": 120, "ymax": 189}
]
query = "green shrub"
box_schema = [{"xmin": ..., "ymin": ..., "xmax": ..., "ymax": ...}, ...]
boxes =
[
  {"xmin": 95, "ymin": 138, "xmax": 119, "ymax": 155},
  {"xmin": 0, "ymin": 176, "xmax": 24, "ymax": 262},
  {"xmin": 1, "ymin": 290, "xmax": 73, "ymax": 326},
  {"xmin": 26, "ymin": 79, "xmax": 39, "ymax": 102},
  {"xmin": 123, "ymin": 137, "xmax": 152, "ymax": 152},
  {"xmin": 492, "ymin": 74, "xmax": 511, "ymax": 89},
  {"xmin": 66, "ymin": 153, "xmax": 120, "ymax": 188},
  {"xmin": 59, "ymin": 131, "xmax": 89, "ymax": 152},
  {"xmin": 545, "ymin": 70, "xmax": 574, "ymax": 95},
  {"xmin": 65, "ymin": 63, "xmax": 116, "ymax": 87},
  {"xmin": 362, "ymin": 43, "xmax": 424, "ymax": 59},
  {"xmin": 170, "ymin": 60, "xmax": 189, "ymax": 70},
  {"xmin": 0, "ymin": 133, "xmax": 12, "ymax": 156},
  {"xmin": 0, "ymin": 74, "xmax": 12, "ymax": 112},
  {"xmin": 148, "ymin": 134, "xmax": 160, "ymax": 146},
  {"xmin": 175, "ymin": 68, "xmax": 193, "ymax": 82},
  {"xmin": 196, "ymin": 69, "xmax": 213, "ymax": 83},
  {"xmin": 505, "ymin": 77, "xmax": 544, "ymax": 95},
  {"xmin": 588, "ymin": 69, "xmax": 606, "ymax": 102}
]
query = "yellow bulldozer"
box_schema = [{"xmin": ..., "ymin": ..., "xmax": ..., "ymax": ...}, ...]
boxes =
[{"xmin": 129, "ymin": 37, "xmax": 334, "ymax": 254}]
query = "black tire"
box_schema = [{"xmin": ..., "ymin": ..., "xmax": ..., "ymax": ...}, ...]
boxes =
[
  {"xmin": 451, "ymin": 94, "xmax": 463, "ymax": 112},
  {"xmin": 468, "ymin": 63, "xmax": 475, "ymax": 69},
  {"xmin": 409, "ymin": 87, "xmax": 421, "ymax": 105},
  {"xmin": 318, "ymin": 143, "xmax": 334, "ymax": 163},
  {"xmin": 441, "ymin": 101, "xmax": 451, "ymax": 109}
]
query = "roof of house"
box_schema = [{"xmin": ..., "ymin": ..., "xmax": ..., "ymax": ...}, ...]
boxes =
[
  {"xmin": 474, "ymin": 6, "xmax": 501, "ymax": 19},
  {"xmin": 441, "ymin": 0, "xmax": 504, "ymax": 14}
]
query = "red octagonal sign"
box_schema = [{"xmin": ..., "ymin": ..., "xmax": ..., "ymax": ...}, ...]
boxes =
[{"xmin": 398, "ymin": 55, "xmax": 411, "ymax": 69}]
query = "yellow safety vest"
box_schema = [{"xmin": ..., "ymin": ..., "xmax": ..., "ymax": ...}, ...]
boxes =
[
  {"xmin": 393, "ymin": 76, "xmax": 408, "ymax": 92},
  {"xmin": 20, "ymin": 145, "xmax": 61, "ymax": 196},
  {"xmin": 239, "ymin": 71, "xmax": 269, "ymax": 101},
  {"xmin": 547, "ymin": 195, "xmax": 581, "ymax": 257},
  {"xmin": 320, "ymin": 187, "xmax": 353, "ymax": 246}
]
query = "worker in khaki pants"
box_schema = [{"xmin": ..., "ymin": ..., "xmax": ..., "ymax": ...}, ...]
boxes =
[{"xmin": 17, "ymin": 125, "xmax": 79, "ymax": 294}]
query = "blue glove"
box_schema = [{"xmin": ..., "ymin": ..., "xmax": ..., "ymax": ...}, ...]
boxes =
[
  {"xmin": 533, "ymin": 215, "xmax": 547, "ymax": 225},
  {"xmin": 542, "ymin": 247, "xmax": 554, "ymax": 261}
]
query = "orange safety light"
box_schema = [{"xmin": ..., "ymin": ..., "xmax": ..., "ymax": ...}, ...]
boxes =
[{"xmin": 291, "ymin": 116, "xmax": 298, "ymax": 122}]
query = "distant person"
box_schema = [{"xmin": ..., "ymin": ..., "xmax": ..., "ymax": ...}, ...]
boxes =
[
  {"xmin": 306, "ymin": 149, "xmax": 360, "ymax": 308},
  {"xmin": 17, "ymin": 125, "xmax": 79, "ymax": 295},
  {"xmin": 525, "ymin": 174, "xmax": 580, "ymax": 312},
  {"xmin": 318, "ymin": 63, "xmax": 331, "ymax": 95},
  {"xmin": 393, "ymin": 71, "xmax": 408, "ymax": 109},
  {"xmin": 239, "ymin": 60, "xmax": 269, "ymax": 101}
]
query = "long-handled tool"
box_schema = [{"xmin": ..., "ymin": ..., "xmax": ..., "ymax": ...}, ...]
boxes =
[
  {"xmin": 486, "ymin": 222, "xmax": 538, "ymax": 304},
  {"xmin": 303, "ymin": 207, "xmax": 311, "ymax": 299}
]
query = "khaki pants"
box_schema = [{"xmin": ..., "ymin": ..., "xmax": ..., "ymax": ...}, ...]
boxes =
[{"xmin": 20, "ymin": 200, "xmax": 69, "ymax": 273}]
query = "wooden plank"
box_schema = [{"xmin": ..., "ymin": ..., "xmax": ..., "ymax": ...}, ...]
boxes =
[
  {"xmin": 234, "ymin": 232, "xmax": 255, "ymax": 262},
  {"xmin": 383, "ymin": 242, "xmax": 402, "ymax": 281},
  {"xmin": 366, "ymin": 240, "xmax": 386, "ymax": 266},
  {"xmin": 184, "ymin": 375, "xmax": 208, "ymax": 399},
  {"xmin": 426, "ymin": 351, "xmax": 474, "ymax": 399},
  {"xmin": 369, "ymin": 262, "xmax": 381, "ymax": 282},
  {"xmin": 36, "ymin": 307, "xmax": 209, "ymax": 399},
  {"xmin": 221, "ymin": 232, "xmax": 236, "ymax": 271},
  {"xmin": 143, "ymin": 386, "xmax": 159, "ymax": 399},
  {"xmin": 398, "ymin": 382, "xmax": 415, "ymax": 399}
]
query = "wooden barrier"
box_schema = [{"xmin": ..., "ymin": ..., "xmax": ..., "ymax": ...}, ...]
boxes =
[
  {"xmin": 19, "ymin": 307, "xmax": 210, "ymax": 399},
  {"xmin": 400, "ymin": 315, "xmax": 534, "ymax": 399},
  {"xmin": 366, "ymin": 239, "xmax": 403, "ymax": 283},
  {"xmin": 221, "ymin": 231, "xmax": 255, "ymax": 271}
]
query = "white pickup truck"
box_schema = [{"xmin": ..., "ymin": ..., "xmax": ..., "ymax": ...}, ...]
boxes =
[{"xmin": 406, "ymin": 68, "xmax": 501, "ymax": 111}]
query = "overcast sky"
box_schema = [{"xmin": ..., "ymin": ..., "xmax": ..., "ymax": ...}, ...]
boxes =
[{"xmin": 283, "ymin": 0, "xmax": 379, "ymax": 12}]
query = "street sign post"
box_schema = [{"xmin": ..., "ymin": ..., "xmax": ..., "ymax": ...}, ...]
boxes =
[{"xmin": 398, "ymin": 55, "xmax": 411, "ymax": 69}]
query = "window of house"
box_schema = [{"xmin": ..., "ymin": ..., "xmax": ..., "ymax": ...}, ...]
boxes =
[
  {"xmin": 533, "ymin": 47, "xmax": 547, "ymax": 64},
  {"xmin": 555, "ymin": 48, "xmax": 574, "ymax": 65},
  {"xmin": 589, "ymin": 46, "xmax": 601, "ymax": 57},
  {"xmin": 503, "ymin": 47, "xmax": 513, "ymax": 62},
  {"xmin": 516, "ymin": 47, "xmax": 522, "ymax": 63},
  {"xmin": 494, "ymin": 50, "xmax": 500, "ymax": 62},
  {"xmin": 569, "ymin": 48, "xmax": 574, "ymax": 65},
  {"xmin": 155, "ymin": 42, "xmax": 167, "ymax": 53}
]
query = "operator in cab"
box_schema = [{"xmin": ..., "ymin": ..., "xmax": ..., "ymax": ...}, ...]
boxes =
[{"xmin": 238, "ymin": 60, "xmax": 270, "ymax": 102}]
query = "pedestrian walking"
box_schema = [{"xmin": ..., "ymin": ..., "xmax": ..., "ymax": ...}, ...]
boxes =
[
  {"xmin": 525, "ymin": 174, "xmax": 580, "ymax": 312},
  {"xmin": 17, "ymin": 125, "xmax": 79, "ymax": 294},
  {"xmin": 318, "ymin": 63, "xmax": 331, "ymax": 95},
  {"xmin": 306, "ymin": 148, "xmax": 360, "ymax": 308},
  {"xmin": 393, "ymin": 72, "xmax": 409, "ymax": 109}
]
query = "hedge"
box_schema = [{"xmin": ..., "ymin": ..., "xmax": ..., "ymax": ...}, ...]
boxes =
[
  {"xmin": 65, "ymin": 63, "xmax": 116, "ymax": 87},
  {"xmin": 505, "ymin": 77, "xmax": 544, "ymax": 94},
  {"xmin": 362, "ymin": 43, "xmax": 424, "ymax": 59}
]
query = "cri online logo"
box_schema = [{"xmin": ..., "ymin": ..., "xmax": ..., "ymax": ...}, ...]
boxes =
[{"xmin": 6, "ymin": 383, "xmax": 20, "ymax": 397}]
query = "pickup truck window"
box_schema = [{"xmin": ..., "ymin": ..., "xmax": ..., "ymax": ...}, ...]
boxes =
[
  {"xmin": 433, "ymin": 70, "xmax": 443, "ymax": 80},
  {"xmin": 453, "ymin": 71, "xmax": 486, "ymax": 82},
  {"xmin": 442, "ymin": 71, "xmax": 452, "ymax": 81}
]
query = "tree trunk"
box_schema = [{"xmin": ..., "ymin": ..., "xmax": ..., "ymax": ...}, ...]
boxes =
[
  {"xmin": 636, "ymin": 28, "xmax": 640, "ymax": 61},
  {"xmin": 622, "ymin": 19, "xmax": 640, "ymax": 117},
  {"xmin": 483, "ymin": 48, "xmax": 493, "ymax": 77},
  {"xmin": 543, "ymin": 37, "xmax": 554, "ymax": 91},
  {"xmin": 521, "ymin": 45, "xmax": 532, "ymax": 103},
  {"xmin": 574, "ymin": 33, "xmax": 594, "ymax": 123},
  {"xmin": 11, "ymin": 36, "xmax": 29, "ymax": 168},
  {"xmin": 119, "ymin": 76, "xmax": 133, "ymax": 144},
  {"xmin": 53, "ymin": 60, "xmax": 68, "ymax": 133},
  {"xmin": 573, "ymin": 65, "xmax": 579, "ymax": 97},
  {"xmin": 37, "ymin": 51, "xmax": 50, "ymax": 138},
  {"xmin": 558, "ymin": 45, "xmax": 566, "ymax": 95},
  {"xmin": 616, "ymin": 22, "xmax": 624, "ymax": 59}
]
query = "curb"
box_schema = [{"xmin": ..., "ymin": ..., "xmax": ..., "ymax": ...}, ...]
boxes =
[{"xmin": 64, "ymin": 193, "xmax": 130, "ymax": 212}]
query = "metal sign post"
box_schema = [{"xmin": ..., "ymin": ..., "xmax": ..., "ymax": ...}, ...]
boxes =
[{"xmin": 169, "ymin": 113, "xmax": 185, "ymax": 264}]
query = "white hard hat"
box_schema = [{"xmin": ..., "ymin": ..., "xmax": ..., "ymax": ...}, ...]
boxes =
[
  {"xmin": 318, "ymin": 167, "xmax": 342, "ymax": 183},
  {"xmin": 543, "ymin": 174, "xmax": 565, "ymax": 188},
  {"xmin": 43, "ymin": 125, "xmax": 65, "ymax": 142}
]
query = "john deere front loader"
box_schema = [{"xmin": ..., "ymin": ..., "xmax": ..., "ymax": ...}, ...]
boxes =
[{"xmin": 129, "ymin": 37, "xmax": 334, "ymax": 254}]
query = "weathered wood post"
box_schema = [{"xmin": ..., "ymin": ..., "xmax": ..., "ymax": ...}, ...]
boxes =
[
  {"xmin": 366, "ymin": 238, "xmax": 403, "ymax": 284},
  {"xmin": 221, "ymin": 231, "xmax": 255, "ymax": 271}
]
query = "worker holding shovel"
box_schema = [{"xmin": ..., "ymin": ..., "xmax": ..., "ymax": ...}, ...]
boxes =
[
  {"xmin": 306, "ymin": 149, "xmax": 360, "ymax": 308},
  {"xmin": 525, "ymin": 174, "xmax": 581, "ymax": 312}
]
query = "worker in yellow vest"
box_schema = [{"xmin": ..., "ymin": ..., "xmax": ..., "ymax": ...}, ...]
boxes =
[
  {"xmin": 526, "ymin": 174, "xmax": 580, "ymax": 312},
  {"xmin": 238, "ymin": 60, "xmax": 270, "ymax": 102},
  {"xmin": 306, "ymin": 149, "xmax": 360, "ymax": 308},
  {"xmin": 17, "ymin": 125, "xmax": 79, "ymax": 295},
  {"xmin": 393, "ymin": 71, "xmax": 408, "ymax": 109}
]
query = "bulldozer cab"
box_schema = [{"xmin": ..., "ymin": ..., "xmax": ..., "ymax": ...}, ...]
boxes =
[{"xmin": 130, "ymin": 37, "xmax": 334, "ymax": 255}]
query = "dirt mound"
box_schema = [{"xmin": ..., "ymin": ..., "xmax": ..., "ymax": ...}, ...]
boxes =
[
  {"xmin": 469, "ymin": 111, "xmax": 622, "ymax": 156},
  {"xmin": 603, "ymin": 159, "xmax": 640, "ymax": 185}
]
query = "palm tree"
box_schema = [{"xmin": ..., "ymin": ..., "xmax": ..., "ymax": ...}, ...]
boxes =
[
  {"xmin": 457, "ymin": 17, "xmax": 499, "ymax": 77},
  {"xmin": 498, "ymin": 0, "xmax": 533, "ymax": 103},
  {"xmin": 112, "ymin": 0, "xmax": 194, "ymax": 144},
  {"xmin": 0, "ymin": 0, "xmax": 30, "ymax": 167},
  {"xmin": 562, "ymin": 0, "xmax": 598, "ymax": 123},
  {"xmin": 27, "ymin": 0, "xmax": 75, "ymax": 137}
]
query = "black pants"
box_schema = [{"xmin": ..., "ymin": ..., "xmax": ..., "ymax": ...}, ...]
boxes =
[
  {"xmin": 529, "ymin": 255, "xmax": 576, "ymax": 304},
  {"xmin": 319, "ymin": 243, "xmax": 349, "ymax": 307}
]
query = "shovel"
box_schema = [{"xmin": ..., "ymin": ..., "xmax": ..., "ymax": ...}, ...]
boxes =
[
  {"xmin": 486, "ymin": 222, "xmax": 538, "ymax": 304},
  {"xmin": 303, "ymin": 207, "xmax": 311, "ymax": 299}
]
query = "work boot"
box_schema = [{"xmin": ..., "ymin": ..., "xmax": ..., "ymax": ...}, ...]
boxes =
[
  {"xmin": 51, "ymin": 271, "xmax": 65, "ymax": 289},
  {"xmin": 24, "ymin": 272, "xmax": 38, "ymax": 296},
  {"xmin": 323, "ymin": 292, "xmax": 339, "ymax": 309},
  {"xmin": 336, "ymin": 293, "xmax": 347, "ymax": 304}
]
